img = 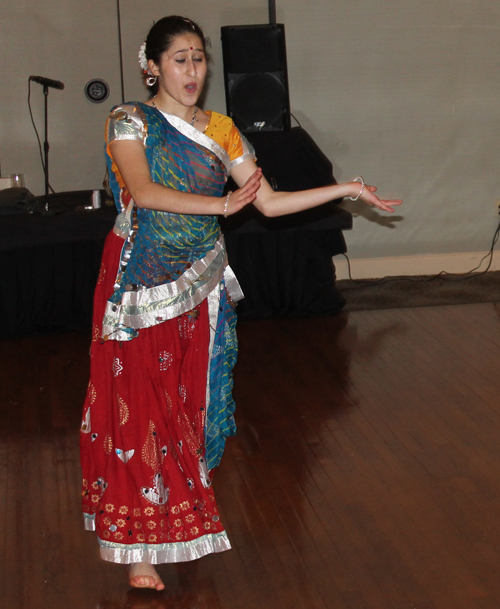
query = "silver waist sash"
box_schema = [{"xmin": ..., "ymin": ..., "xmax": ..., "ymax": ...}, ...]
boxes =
[{"xmin": 102, "ymin": 236, "xmax": 243, "ymax": 342}]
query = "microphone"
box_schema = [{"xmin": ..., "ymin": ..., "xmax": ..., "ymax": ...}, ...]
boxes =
[{"xmin": 29, "ymin": 75, "xmax": 65, "ymax": 90}]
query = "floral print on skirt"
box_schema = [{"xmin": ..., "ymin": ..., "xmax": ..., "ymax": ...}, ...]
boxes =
[{"xmin": 80, "ymin": 232, "xmax": 231, "ymax": 564}]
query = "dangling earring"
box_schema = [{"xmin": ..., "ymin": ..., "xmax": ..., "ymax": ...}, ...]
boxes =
[{"xmin": 146, "ymin": 74, "xmax": 157, "ymax": 87}]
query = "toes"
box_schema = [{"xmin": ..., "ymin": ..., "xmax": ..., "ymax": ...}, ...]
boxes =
[
  {"xmin": 130, "ymin": 575, "xmax": 154, "ymax": 588},
  {"xmin": 128, "ymin": 564, "xmax": 164, "ymax": 591},
  {"xmin": 130, "ymin": 574, "xmax": 165, "ymax": 590}
]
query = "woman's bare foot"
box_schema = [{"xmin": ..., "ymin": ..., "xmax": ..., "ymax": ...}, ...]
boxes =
[{"xmin": 128, "ymin": 562, "xmax": 165, "ymax": 591}]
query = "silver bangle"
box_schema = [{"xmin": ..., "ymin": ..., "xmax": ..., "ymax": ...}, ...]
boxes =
[
  {"xmin": 223, "ymin": 191, "xmax": 232, "ymax": 217},
  {"xmin": 349, "ymin": 176, "xmax": 365, "ymax": 202}
]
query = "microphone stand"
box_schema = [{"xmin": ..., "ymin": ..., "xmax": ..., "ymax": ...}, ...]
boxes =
[{"xmin": 30, "ymin": 76, "xmax": 63, "ymax": 213}]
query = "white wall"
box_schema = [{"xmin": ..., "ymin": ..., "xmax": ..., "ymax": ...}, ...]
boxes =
[
  {"xmin": 1, "ymin": 0, "xmax": 121, "ymax": 193},
  {"xmin": 1, "ymin": 1, "xmax": 499, "ymax": 264}
]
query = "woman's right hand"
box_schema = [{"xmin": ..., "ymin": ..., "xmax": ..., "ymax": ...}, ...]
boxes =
[{"xmin": 222, "ymin": 168, "xmax": 262, "ymax": 216}]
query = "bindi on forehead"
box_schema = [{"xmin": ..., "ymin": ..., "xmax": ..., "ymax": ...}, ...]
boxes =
[{"xmin": 172, "ymin": 47, "xmax": 204, "ymax": 55}]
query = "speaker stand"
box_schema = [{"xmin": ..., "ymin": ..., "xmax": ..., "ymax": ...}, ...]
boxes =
[{"xmin": 269, "ymin": 0, "xmax": 276, "ymax": 24}]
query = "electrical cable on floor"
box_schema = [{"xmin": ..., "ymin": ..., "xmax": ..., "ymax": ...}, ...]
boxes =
[{"xmin": 339, "ymin": 215, "xmax": 500, "ymax": 290}]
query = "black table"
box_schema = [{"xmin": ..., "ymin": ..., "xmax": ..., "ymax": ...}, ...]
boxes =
[{"xmin": 0, "ymin": 194, "xmax": 115, "ymax": 339}]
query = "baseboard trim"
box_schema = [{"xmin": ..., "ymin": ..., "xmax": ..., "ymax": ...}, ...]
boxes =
[{"xmin": 332, "ymin": 252, "xmax": 500, "ymax": 281}]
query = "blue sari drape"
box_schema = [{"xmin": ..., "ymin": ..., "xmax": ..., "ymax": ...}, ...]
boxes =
[{"xmin": 104, "ymin": 102, "xmax": 237, "ymax": 470}]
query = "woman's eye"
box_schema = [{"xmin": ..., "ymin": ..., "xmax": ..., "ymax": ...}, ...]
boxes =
[
  {"xmin": 175, "ymin": 59, "xmax": 186, "ymax": 64},
  {"xmin": 194, "ymin": 57, "xmax": 204, "ymax": 63}
]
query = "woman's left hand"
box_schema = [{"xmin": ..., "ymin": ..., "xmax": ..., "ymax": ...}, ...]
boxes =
[{"xmin": 357, "ymin": 184, "xmax": 403, "ymax": 213}]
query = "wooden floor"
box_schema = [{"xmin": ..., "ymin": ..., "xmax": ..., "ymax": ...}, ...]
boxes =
[{"xmin": 3, "ymin": 302, "xmax": 500, "ymax": 608}]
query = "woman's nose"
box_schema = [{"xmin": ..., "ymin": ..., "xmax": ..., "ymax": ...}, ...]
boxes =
[{"xmin": 187, "ymin": 59, "xmax": 197, "ymax": 76}]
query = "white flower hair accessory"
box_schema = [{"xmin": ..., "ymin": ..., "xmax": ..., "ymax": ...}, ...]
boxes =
[{"xmin": 138, "ymin": 41, "xmax": 148, "ymax": 72}]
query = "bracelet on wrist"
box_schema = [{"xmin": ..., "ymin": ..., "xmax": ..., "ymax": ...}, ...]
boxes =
[
  {"xmin": 223, "ymin": 191, "xmax": 232, "ymax": 217},
  {"xmin": 349, "ymin": 176, "xmax": 365, "ymax": 202}
]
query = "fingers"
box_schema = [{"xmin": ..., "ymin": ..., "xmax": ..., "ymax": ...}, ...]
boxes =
[
  {"xmin": 360, "ymin": 184, "xmax": 402, "ymax": 213},
  {"xmin": 373, "ymin": 199, "xmax": 403, "ymax": 213},
  {"xmin": 247, "ymin": 167, "xmax": 263, "ymax": 181},
  {"xmin": 224, "ymin": 170, "xmax": 263, "ymax": 216},
  {"xmin": 243, "ymin": 168, "xmax": 263, "ymax": 189},
  {"xmin": 237, "ymin": 169, "xmax": 262, "ymax": 201},
  {"xmin": 238, "ymin": 182, "xmax": 260, "ymax": 203}
]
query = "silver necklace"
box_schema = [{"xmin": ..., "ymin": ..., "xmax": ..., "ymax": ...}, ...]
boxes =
[{"xmin": 151, "ymin": 98, "xmax": 198, "ymax": 126}]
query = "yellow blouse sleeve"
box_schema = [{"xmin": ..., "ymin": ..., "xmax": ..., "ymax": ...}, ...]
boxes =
[{"xmin": 204, "ymin": 112, "xmax": 256, "ymax": 169}]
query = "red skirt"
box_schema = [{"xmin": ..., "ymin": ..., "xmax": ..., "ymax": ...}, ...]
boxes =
[{"xmin": 80, "ymin": 231, "xmax": 231, "ymax": 563}]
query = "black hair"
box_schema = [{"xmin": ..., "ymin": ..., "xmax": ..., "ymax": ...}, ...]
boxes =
[{"xmin": 145, "ymin": 15, "xmax": 211, "ymax": 66}]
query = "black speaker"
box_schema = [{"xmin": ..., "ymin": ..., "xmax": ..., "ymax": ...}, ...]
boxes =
[{"xmin": 221, "ymin": 24, "xmax": 291, "ymax": 133}]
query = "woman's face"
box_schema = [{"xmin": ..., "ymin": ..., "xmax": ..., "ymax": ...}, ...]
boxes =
[{"xmin": 149, "ymin": 33, "xmax": 207, "ymax": 109}]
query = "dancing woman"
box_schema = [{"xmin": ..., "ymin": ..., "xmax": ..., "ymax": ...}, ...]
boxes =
[{"xmin": 80, "ymin": 15, "xmax": 401, "ymax": 591}]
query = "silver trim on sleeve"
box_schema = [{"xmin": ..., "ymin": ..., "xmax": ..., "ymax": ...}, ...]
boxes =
[{"xmin": 107, "ymin": 104, "xmax": 148, "ymax": 146}]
